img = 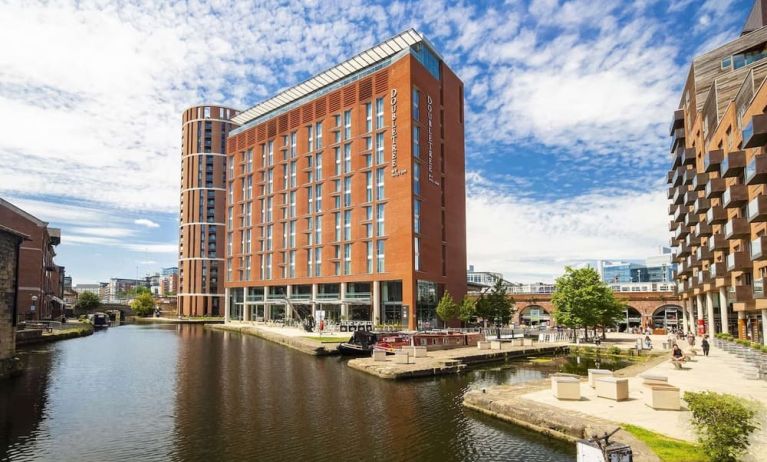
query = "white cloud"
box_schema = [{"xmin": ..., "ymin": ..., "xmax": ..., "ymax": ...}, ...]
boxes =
[
  {"xmin": 466, "ymin": 173, "xmax": 669, "ymax": 282},
  {"xmin": 68, "ymin": 227, "xmax": 135, "ymax": 238},
  {"xmin": 134, "ymin": 218, "xmax": 160, "ymax": 228}
]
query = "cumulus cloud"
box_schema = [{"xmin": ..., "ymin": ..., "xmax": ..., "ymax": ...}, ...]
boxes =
[{"xmin": 134, "ymin": 218, "xmax": 160, "ymax": 228}]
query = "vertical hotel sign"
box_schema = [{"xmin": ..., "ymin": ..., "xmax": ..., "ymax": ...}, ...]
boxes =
[
  {"xmin": 426, "ymin": 94, "xmax": 439, "ymax": 186},
  {"xmin": 390, "ymin": 89, "xmax": 406, "ymax": 177}
]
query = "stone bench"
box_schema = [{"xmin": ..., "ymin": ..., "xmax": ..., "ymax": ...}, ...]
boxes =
[
  {"xmin": 551, "ymin": 376, "xmax": 581, "ymax": 401},
  {"xmin": 639, "ymin": 374, "xmax": 668, "ymax": 386},
  {"xmin": 595, "ymin": 377, "xmax": 629, "ymax": 401},
  {"xmin": 372, "ymin": 350, "xmax": 387, "ymax": 362},
  {"xmin": 644, "ymin": 384, "xmax": 681, "ymax": 411},
  {"xmin": 587, "ymin": 369, "xmax": 613, "ymax": 388}
]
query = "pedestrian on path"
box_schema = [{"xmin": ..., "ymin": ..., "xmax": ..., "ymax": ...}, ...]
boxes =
[{"xmin": 701, "ymin": 335, "xmax": 710, "ymax": 356}]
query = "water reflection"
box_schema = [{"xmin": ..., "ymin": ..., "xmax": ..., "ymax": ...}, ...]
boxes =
[{"xmin": 1, "ymin": 325, "xmax": 574, "ymax": 462}]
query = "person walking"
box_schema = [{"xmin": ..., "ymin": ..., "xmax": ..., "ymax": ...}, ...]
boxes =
[
  {"xmin": 687, "ymin": 332, "xmax": 695, "ymax": 347},
  {"xmin": 701, "ymin": 335, "xmax": 710, "ymax": 356}
]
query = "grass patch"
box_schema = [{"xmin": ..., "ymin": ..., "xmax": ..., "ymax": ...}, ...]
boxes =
[
  {"xmin": 303, "ymin": 336, "xmax": 348, "ymax": 343},
  {"xmin": 622, "ymin": 424, "xmax": 707, "ymax": 462},
  {"xmin": 528, "ymin": 358, "xmax": 554, "ymax": 363}
]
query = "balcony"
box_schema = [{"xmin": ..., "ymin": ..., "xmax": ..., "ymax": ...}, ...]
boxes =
[
  {"xmin": 686, "ymin": 254, "xmax": 698, "ymax": 269},
  {"xmin": 724, "ymin": 217, "xmax": 750, "ymax": 239},
  {"xmin": 685, "ymin": 232, "xmax": 701, "ymax": 247},
  {"xmin": 682, "ymin": 147, "xmax": 696, "ymax": 165},
  {"xmin": 684, "ymin": 190, "xmax": 698, "ymax": 206},
  {"xmin": 706, "ymin": 205, "xmax": 727, "ymax": 225},
  {"xmin": 691, "ymin": 172, "xmax": 708, "ymax": 191},
  {"xmin": 747, "ymin": 195, "xmax": 767, "ymax": 223},
  {"xmin": 751, "ymin": 236, "xmax": 767, "ymax": 260},
  {"xmin": 742, "ymin": 113, "xmax": 767, "ymax": 149},
  {"xmin": 670, "ymin": 220, "xmax": 680, "ymax": 232},
  {"xmin": 670, "ymin": 109, "xmax": 684, "ymax": 135},
  {"xmin": 722, "ymin": 184, "xmax": 748, "ymax": 209},
  {"xmin": 670, "ymin": 146, "xmax": 682, "ymax": 168},
  {"xmin": 726, "ymin": 251, "xmax": 750, "ymax": 272},
  {"xmin": 746, "ymin": 154, "xmax": 767, "ymax": 185},
  {"xmin": 672, "ymin": 186, "xmax": 685, "ymax": 205},
  {"xmin": 674, "ymin": 224, "xmax": 689, "ymax": 241},
  {"xmin": 671, "ymin": 128, "xmax": 686, "ymax": 152},
  {"xmin": 728, "ymin": 285, "xmax": 753, "ymax": 303},
  {"xmin": 676, "ymin": 242, "xmax": 691, "ymax": 257},
  {"xmin": 671, "ymin": 166, "xmax": 685, "ymax": 186},
  {"xmin": 705, "ymin": 178, "xmax": 726, "ymax": 199},
  {"xmin": 704, "ymin": 149, "xmax": 724, "ymax": 173},
  {"xmin": 683, "ymin": 168, "xmax": 697, "ymax": 185},
  {"xmin": 709, "ymin": 262, "xmax": 726, "ymax": 280},
  {"xmin": 667, "ymin": 170, "xmax": 674, "ymax": 185},
  {"xmin": 720, "ymin": 151, "xmax": 746, "ymax": 178},
  {"xmin": 667, "ymin": 187, "xmax": 675, "ymax": 200},
  {"xmin": 684, "ymin": 211, "xmax": 700, "ymax": 227},
  {"xmin": 708, "ymin": 233, "xmax": 728, "ymax": 251},
  {"xmin": 693, "ymin": 197, "xmax": 710, "ymax": 214},
  {"xmin": 754, "ymin": 278, "xmax": 766, "ymax": 299},
  {"xmin": 674, "ymin": 205, "xmax": 686, "ymax": 223},
  {"xmin": 697, "ymin": 270, "xmax": 707, "ymax": 286},
  {"xmin": 695, "ymin": 221, "xmax": 712, "ymax": 237},
  {"xmin": 695, "ymin": 246, "xmax": 712, "ymax": 263},
  {"xmin": 669, "ymin": 204, "xmax": 679, "ymax": 215},
  {"xmin": 678, "ymin": 259, "xmax": 691, "ymax": 275}
]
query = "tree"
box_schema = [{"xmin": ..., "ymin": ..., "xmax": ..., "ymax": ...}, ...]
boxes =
[
  {"xmin": 131, "ymin": 292, "xmax": 155, "ymax": 317},
  {"xmin": 475, "ymin": 279, "xmax": 515, "ymax": 331},
  {"xmin": 74, "ymin": 292, "xmax": 100, "ymax": 313},
  {"xmin": 684, "ymin": 391, "xmax": 760, "ymax": 462},
  {"xmin": 436, "ymin": 291, "xmax": 460, "ymax": 326},
  {"xmin": 552, "ymin": 266, "xmax": 620, "ymax": 341},
  {"xmin": 458, "ymin": 296, "xmax": 477, "ymax": 325}
]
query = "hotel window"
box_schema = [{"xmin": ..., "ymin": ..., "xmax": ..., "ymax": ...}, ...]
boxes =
[
  {"xmin": 266, "ymin": 224, "xmax": 273, "ymax": 250},
  {"xmin": 290, "ymin": 160, "xmax": 297, "ymax": 188},
  {"xmin": 246, "ymin": 176, "xmax": 253, "ymax": 200},
  {"xmin": 245, "ymin": 255, "xmax": 251, "ymax": 280},
  {"xmin": 259, "ymin": 198, "xmax": 265, "ymax": 223},
  {"xmin": 364, "ymin": 154, "xmax": 372, "ymax": 168},
  {"xmin": 290, "ymin": 132, "xmax": 297, "ymax": 158},
  {"xmin": 365, "ymin": 205, "xmax": 372, "ymax": 221},
  {"xmin": 289, "ymin": 191, "xmax": 296, "ymax": 218},
  {"xmin": 227, "ymin": 207, "xmax": 233, "ymax": 228},
  {"xmin": 228, "ymin": 156, "xmax": 234, "ymax": 180},
  {"xmin": 306, "ymin": 249, "xmax": 313, "ymax": 276},
  {"xmin": 334, "ymin": 147, "xmax": 341, "ymax": 175},
  {"xmin": 376, "ymin": 204, "xmax": 385, "ymax": 236},
  {"xmin": 365, "ymin": 103, "xmax": 372, "ymax": 133},
  {"xmin": 343, "ymin": 110, "xmax": 352, "ymax": 140},
  {"xmin": 227, "ymin": 231, "xmax": 233, "ymax": 256},
  {"xmin": 289, "ymin": 250, "xmax": 296, "ymax": 278},
  {"xmin": 315, "ymin": 215, "xmax": 322, "ymax": 244},
  {"xmin": 282, "ymin": 164, "xmax": 288, "ymax": 189},
  {"xmin": 334, "ymin": 212, "xmax": 341, "ymax": 241},
  {"xmin": 365, "ymin": 172, "xmax": 373, "ymax": 202},
  {"xmin": 376, "ymin": 97, "xmax": 384, "ymax": 128},
  {"xmin": 375, "ymin": 132, "xmax": 384, "ymax": 164},
  {"xmin": 307, "ymin": 186, "xmax": 313, "ymax": 213},
  {"xmin": 282, "ymin": 223, "xmax": 288, "ymax": 248},
  {"xmin": 267, "ymin": 168, "xmax": 274, "ymax": 194},
  {"xmin": 307, "ymin": 217, "xmax": 314, "ymax": 245},
  {"xmin": 289, "ymin": 220, "xmax": 296, "ymax": 248},
  {"xmin": 334, "ymin": 114, "xmax": 341, "ymax": 127},
  {"xmin": 316, "ymin": 121, "xmax": 323, "ymax": 149},
  {"xmin": 204, "ymin": 106, "xmax": 211, "ymax": 118},
  {"xmin": 365, "ymin": 136, "xmax": 372, "ymax": 151},
  {"xmin": 315, "ymin": 247, "xmax": 322, "ymax": 276},
  {"xmin": 267, "ymin": 140, "xmax": 274, "ymax": 166},
  {"xmin": 227, "ymin": 258, "xmax": 232, "ymax": 282},
  {"xmin": 228, "ymin": 182, "xmax": 233, "ymax": 208},
  {"xmin": 414, "ymin": 199, "xmax": 421, "ymax": 234},
  {"xmin": 264, "ymin": 253, "xmax": 272, "ymax": 279},
  {"xmin": 334, "ymin": 246, "xmax": 341, "ymax": 276},
  {"xmin": 344, "ymin": 209, "xmax": 351, "ymax": 240},
  {"xmin": 367, "ymin": 241, "xmax": 373, "ymax": 273},
  {"xmin": 344, "ymin": 243, "xmax": 351, "ymax": 274},
  {"xmin": 245, "ymin": 229, "xmax": 252, "ymax": 254},
  {"xmin": 413, "ymin": 162, "xmax": 421, "ymax": 195},
  {"xmin": 307, "ymin": 125, "xmax": 313, "ymax": 153},
  {"xmin": 377, "ymin": 240, "xmax": 385, "ymax": 272},
  {"xmin": 315, "ymin": 184, "xmax": 323, "ymax": 212},
  {"xmin": 246, "ymin": 149, "xmax": 253, "ymax": 173},
  {"xmin": 247, "ymin": 202, "xmax": 252, "ymax": 226},
  {"xmin": 334, "ymin": 129, "xmax": 341, "ymax": 144},
  {"xmin": 376, "ymin": 167, "xmax": 385, "ymax": 199},
  {"xmin": 365, "ymin": 223, "xmax": 372, "ymax": 238},
  {"xmin": 413, "ymin": 126, "xmax": 420, "ymax": 158},
  {"xmin": 412, "ymin": 88, "xmax": 420, "ymax": 120},
  {"xmin": 414, "ymin": 237, "xmax": 421, "ymax": 271},
  {"xmin": 315, "ymin": 152, "xmax": 323, "ymax": 180},
  {"xmin": 307, "ymin": 156, "xmax": 314, "ymax": 183},
  {"xmin": 344, "ymin": 176, "xmax": 352, "ymax": 207},
  {"xmin": 343, "ymin": 143, "xmax": 351, "ymax": 172}
]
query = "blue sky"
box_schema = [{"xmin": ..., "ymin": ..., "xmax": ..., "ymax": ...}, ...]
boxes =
[{"xmin": 0, "ymin": 0, "xmax": 754, "ymax": 284}]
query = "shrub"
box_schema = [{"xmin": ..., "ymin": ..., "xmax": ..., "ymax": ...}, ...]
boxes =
[
  {"xmin": 684, "ymin": 391, "xmax": 760, "ymax": 462},
  {"xmin": 607, "ymin": 345, "xmax": 622, "ymax": 355}
]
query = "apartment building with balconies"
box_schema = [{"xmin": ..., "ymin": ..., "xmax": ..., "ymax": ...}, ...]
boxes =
[
  {"xmin": 669, "ymin": 0, "xmax": 767, "ymax": 344},
  {"xmin": 221, "ymin": 29, "xmax": 467, "ymax": 330}
]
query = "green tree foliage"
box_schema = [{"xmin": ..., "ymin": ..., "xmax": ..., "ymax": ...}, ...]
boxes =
[
  {"xmin": 131, "ymin": 292, "xmax": 155, "ymax": 317},
  {"xmin": 475, "ymin": 279, "xmax": 515, "ymax": 327},
  {"xmin": 684, "ymin": 391, "xmax": 760, "ymax": 462},
  {"xmin": 458, "ymin": 296, "xmax": 477, "ymax": 324},
  {"xmin": 435, "ymin": 291, "xmax": 460, "ymax": 324},
  {"xmin": 74, "ymin": 292, "xmax": 100, "ymax": 312},
  {"xmin": 552, "ymin": 267, "xmax": 621, "ymax": 340}
]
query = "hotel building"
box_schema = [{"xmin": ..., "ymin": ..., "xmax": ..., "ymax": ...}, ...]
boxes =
[
  {"xmin": 669, "ymin": 0, "xmax": 767, "ymax": 344},
  {"xmin": 221, "ymin": 29, "xmax": 467, "ymax": 330},
  {"xmin": 178, "ymin": 105, "xmax": 239, "ymax": 316}
]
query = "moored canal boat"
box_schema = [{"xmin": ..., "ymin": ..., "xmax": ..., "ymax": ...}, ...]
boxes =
[{"xmin": 338, "ymin": 331, "xmax": 379, "ymax": 356}]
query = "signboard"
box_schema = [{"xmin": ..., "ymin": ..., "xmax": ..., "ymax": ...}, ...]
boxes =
[{"xmin": 697, "ymin": 319, "xmax": 705, "ymax": 336}]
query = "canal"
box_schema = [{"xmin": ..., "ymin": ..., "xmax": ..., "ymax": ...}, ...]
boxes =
[{"xmin": 0, "ymin": 324, "xmax": 574, "ymax": 461}]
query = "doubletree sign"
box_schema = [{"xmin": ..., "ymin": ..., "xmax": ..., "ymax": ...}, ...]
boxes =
[{"xmin": 390, "ymin": 88, "xmax": 407, "ymax": 177}]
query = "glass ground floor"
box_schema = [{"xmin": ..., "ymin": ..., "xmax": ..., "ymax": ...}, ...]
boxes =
[{"xmin": 226, "ymin": 279, "xmax": 444, "ymax": 329}]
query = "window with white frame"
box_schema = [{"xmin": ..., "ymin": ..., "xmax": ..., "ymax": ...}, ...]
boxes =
[
  {"xmin": 376, "ymin": 97, "xmax": 384, "ymax": 128},
  {"xmin": 376, "ymin": 132, "xmax": 384, "ymax": 164},
  {"xmin": 316, "ymin": 121, "xmax": 323, "ymax": 149},
  {"xmin": 376, "ymin": 167, "xmax": 385, "ymax": 199},
  {"xmin": 344, "ymin": 209, "xmax": 351, "ymax": 240},
  {"xmin": 344, "ymin": 243, "xmax": 351, "ymax": 274},
  {"xmin": 365, "ymin": 103, "xmax": 372, "ymax": 133},
  {"xmin": 343, "ymin": 110, "xmax": 352, "ymax": 140},
  {"xmin": 376, "ymin": 204, "xmax": 385, "ymax": 236}
]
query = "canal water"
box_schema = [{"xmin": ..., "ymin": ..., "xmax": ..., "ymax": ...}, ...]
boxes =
[{"xmin": 0, "ymin": 324, "xmax": 574, "ymax": 461}]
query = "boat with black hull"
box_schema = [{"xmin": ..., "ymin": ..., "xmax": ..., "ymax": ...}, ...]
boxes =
[{"xmin": 338, "ymin": 331, "xmax": 379, "ymax": 356}]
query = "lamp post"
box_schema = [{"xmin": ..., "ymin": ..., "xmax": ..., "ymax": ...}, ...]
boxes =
[{"xmin": 30, "ymin": 295, "xmax": 38, "ymax": 321}]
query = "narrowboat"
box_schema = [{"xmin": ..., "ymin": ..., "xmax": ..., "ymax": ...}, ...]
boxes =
[
  {"xmin": 373, "ymin": 331, "xmax": 483, "ymax": 353},
  {"xmin": 88, "ymin": 312, "xmax": 110, "ymax": 330},
  {"xmin": 337, "ymin": 331, "xmax": 379, "ymax": 356}
]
